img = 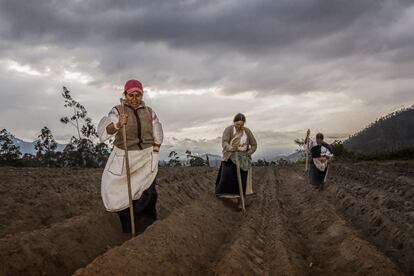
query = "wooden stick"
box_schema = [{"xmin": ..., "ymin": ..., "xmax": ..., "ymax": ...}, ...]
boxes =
[
  {"xmin": 305, "ymin": 136, "xmax": 310, "ymax": 172},
  {"xmin": 120, "ymin": 98, "xmax": 136, "ymax": 237},
  {"xmin": 235, "ymin": 151, "xmax": 246, "ymax": 214},
  {"xmin": 324, "ymin": 165, "xmax": 329, "ymax": 183}
]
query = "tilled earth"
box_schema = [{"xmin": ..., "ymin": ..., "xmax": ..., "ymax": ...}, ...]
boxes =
[{"xmin": 0, "ymin": 162, "xmax": 413, "ymax": 276}]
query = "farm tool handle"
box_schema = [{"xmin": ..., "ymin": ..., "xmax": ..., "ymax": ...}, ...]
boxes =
[
  {"xmin": 120, "ymin": 98, "xmax": 136, "ymax": 237},
  {"xmin": 324, "ymin": 165, "xmax": 329, "ymax": 183},
  {"xmin": 305, "ymin": 131, "xmax": 310, "ymax": 172},
  {"xmin": 235, "ymin": 151, "xmax": 246, "ymax": 214}
]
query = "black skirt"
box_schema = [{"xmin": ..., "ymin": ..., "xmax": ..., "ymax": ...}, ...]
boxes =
[
  {"xmin": 215, "ymin": 160, "xmax": 247, "ymax": 197},
  {"xmin": 309, "ymin": 161, "xmax": 327, "ymax": 186},
  {"xmin": 116, "ymin": 180, "xmax": 158, "ymax": 233}
]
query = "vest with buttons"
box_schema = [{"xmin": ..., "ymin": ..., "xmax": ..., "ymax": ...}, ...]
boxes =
[{"xmin": 113, "ymin": 103, "xmax": 154, "ymax": 150}]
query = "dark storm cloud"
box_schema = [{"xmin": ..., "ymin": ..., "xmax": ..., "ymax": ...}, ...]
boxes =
[
  {"xmin": 0, "ymin": 0, "xmax": 414, "ymax": 153},
  {"xmin": 1, "ymin": 0, "xmax": 414, "ymax": 95},
  {"xmin": 0, "ymin": 0, "xmax": 406, "ymax": 54},
  {"xmin": 0, "ymin": 0, "xmax": 381, "ymax": 48}
]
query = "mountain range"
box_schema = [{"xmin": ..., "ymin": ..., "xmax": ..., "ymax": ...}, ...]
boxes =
[
  {"xmin": 11, "ymin": 136, "xmax": 66, "ymax": 155},
  {"xmin": 9, "ymin": 105, "xmax": 413, "ymax": 160}
]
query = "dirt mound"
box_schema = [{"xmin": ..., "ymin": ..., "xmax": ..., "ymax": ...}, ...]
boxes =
[
  {"xmin": 0, "ymin": 167, "xmax": 103, "ymax": 238},
  {"xmin": 0, "ymin": 167, "xmax": 217, "ymax": 275},
  {"xmin": 1, "ymin": 163, "xmax": 413, "ymax": 275},
  {"xmin": 75, "ymin": 195, "xmax": 242, "ymax": 276},
  {"xmin": 326, "ymin": 162, "xmax": 414, "ymax": 274},
  {"xmin": 0, "ymin": 211, "xmax": 126, "ymax": 275}
]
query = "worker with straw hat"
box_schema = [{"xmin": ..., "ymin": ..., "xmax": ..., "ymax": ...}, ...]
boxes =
[{"xmin": 98, "ymin": 79, "xmax": 163, "ymax": 234}]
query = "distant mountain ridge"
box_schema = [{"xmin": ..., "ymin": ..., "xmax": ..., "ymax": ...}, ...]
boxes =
[
  {"xmin": 344, "ymin": 105, "xmax": 414, "ymax": 154},
  {"xmin": 10, "ymin": 105, "xmax": 413, "ymax": 159},
  {"xmin": 11, "ymin": 136, "xmax": 66, "ymax": 155},
  {"xmin": 10, "ymin": 134, "xmax": 221, "ymax": 162},
  {"xmin": 262, "ymin": 151, "xmax": 306, "ymax": 163}
]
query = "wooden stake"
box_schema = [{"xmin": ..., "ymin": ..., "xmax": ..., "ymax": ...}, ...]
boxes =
[
  {"xmin": 305, "ymin": 139, "xmax": 310, "ymax": 172},
  {"xmin": 120, "ymin": 98, "xmax": 136, "ymax": 237},
  {"xmin": 235, "ymin": 151, "xmax": 246, "ymax": 214},
  {"xmin": 305, "ymin": 130, "xmax": 310, "ymax": 172},
  {"xmin": 324, "ymin": 165, "xmax": 329, "ymax": 183}
]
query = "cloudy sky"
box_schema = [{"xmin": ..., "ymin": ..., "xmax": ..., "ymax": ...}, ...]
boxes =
[{"xmin": 0, "ymin": 0, "xmax": 413, "ymax": 159}]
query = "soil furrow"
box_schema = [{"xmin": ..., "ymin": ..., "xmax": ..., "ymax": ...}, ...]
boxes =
[
  {"xmin": 0, "ymin": 167, "xmax": 217, "ymax": 276},
  {"xmin": 1, "ymin": 163, "xmax": 412, "ymax": 275},
  {"xmin": 75, "ymin": 194, "xmax": 242, "ymax": 276},
  {"xmin": 319, "ymin": 164, "xmax": 414, "ymax": 275},
  {"xmin": 212, "ymin": 170, "xmax": 268, "ymax": 275},
  {"xmin": 276, "ymin": 167, "xmax": 403, "ymax": 275}
]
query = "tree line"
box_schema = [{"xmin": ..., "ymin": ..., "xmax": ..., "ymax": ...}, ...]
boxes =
[
  {"xmin": 165, "ymin": 150, "xmax": 208, "ymax": 167},
  {"xmin": 0, "ymin": 87, "xmax": 110, "ymax": 167},
  {"xmin": 3, "ymin": 91, "xmax": 412, "ymax": 167},
  {"xmin": 0, "ymin": 87, "xmax": 217, "ymax": 168},
  {"xmin": 344, "ymin": 105, "xmax": 414, "ymax": 155}
]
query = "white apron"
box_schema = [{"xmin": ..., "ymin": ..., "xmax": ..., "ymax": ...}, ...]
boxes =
[
  {"xmin": 101, "ymin": 146, "xmax": 159, "ymax": 212},
  {"xmin": 231, "ymin": 127, "xmax": 254, "ymax": 195},
  {"xmin": 312, "ymin": 158, "xmax": 328, "ymax": 172}
]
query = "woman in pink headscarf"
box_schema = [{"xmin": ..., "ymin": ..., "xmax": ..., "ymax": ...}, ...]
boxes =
[{"xmin": 98, "ymin": 79, "xmax": 164, "ymax": 233}]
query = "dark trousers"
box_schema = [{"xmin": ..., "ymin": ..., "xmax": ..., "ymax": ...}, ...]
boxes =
[
  {"xmin": 117, "ymin": 180, "xmax": 158, "ymax": 233},
  {"xmin": 309, "ymin": 162, "xmax": 327, "ymax": 190}
]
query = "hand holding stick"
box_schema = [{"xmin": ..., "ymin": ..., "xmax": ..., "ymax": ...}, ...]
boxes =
[{"xmin": 117, "ymin": 113, "xmax": 128, "ymax": 129}]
